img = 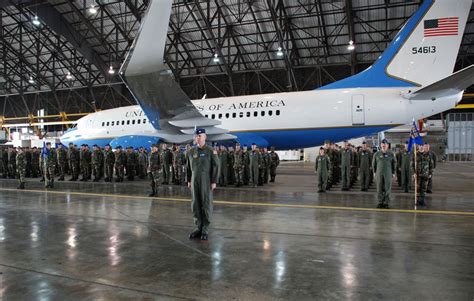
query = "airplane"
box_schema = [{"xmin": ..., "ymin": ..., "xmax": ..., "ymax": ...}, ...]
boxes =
[{"xmin": 60, "ymin": 0, "xmax": 474, "ymax": 150}]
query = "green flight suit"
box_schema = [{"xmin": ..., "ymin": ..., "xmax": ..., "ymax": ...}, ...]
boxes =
[
  {"xmin": 358, "ymin": 149, "xmax": 372, "ymax": 191},
  {"xmin": 218, "ymin": 149, "xmax": 229, "ymax": 186},
  {"xmin": 340, "ymin": 148, "xmax": 352, "ymax": 190},
  {"xmin": 427, "ymin": 150, "xmax": 436, "ymax": 192},
  {"xmin": 372, "ymin": 150, "xmax": 396, "ymax": 206},
  {"xmin": 315, "ymin": 154, "xmax": 331, "ymax": 192},
  {"xmin": 186, "ymin": 144, "xmax": 219, "ymax": 234},
  {"xmin": 249, "ymin": 150, "xmax": 261, "ymax": 187},
  {"xmin": 162, "ymin": 148, "xmax": 173, "ymax": 184},
  {"xmin": 398, "ymin": 150, "xmax": 411, "ymax": 192}
]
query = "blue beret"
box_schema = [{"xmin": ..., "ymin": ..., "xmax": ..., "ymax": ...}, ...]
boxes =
[{"xmin": 195, "ymin": 128, "xmax": 206, "ymax": 135}]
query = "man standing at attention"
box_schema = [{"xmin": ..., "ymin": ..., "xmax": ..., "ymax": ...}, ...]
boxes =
[
  {"xmin": 372, "ymin": 139, "xmax": 397, "ymax": 209},
  {"xmin": 186, "ymin": 129, "xmax": 219, "ymax": 241}
]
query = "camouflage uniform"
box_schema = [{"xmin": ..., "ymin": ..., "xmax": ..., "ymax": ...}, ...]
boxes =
[
  {"xmin": 31, "ymin": 148, "xmax": 40, "ymax": 178},
  {"xmin": 259, "ymin": 149, "xmax": 268, "ymax": 185},
  {"xmin": 91, "ymin": 146, "xmax": 104, "ymax": 181},
  {"xmin": 173, "ymin": 148, "xmax": 186, "ymax": 185},
  {"xmin": 103, "ymin": 147, "xmax": 115, "ymax": 182},
  {"xmin": 218, "ymin": 147, "xmax": 229, "ymax": 187},
  {"xmin": 25, "ymin": 148, "xmax": 32, "ymax": 178},
  {"xmin": 114, "ymin": 148, "xmax": 127, "ymax": 182},
  {"xmin": 233, "ymin": 147, "xmax": 245, "ymax": 187},
  {"xmin": 126, "ymin": 148, "xmax": 138, "ymax": 181},
  {"xmin": 138, "ymin": 148, "xmax": 148, "ymax": 179},
  {"xmin": 227, "ymin": 148, "xmax": 235, "ymax": 185},
  {"xmin": 427, "ymin": 150, "xmax": 437, "ymax": 193},
  {"xmin": 249, "ymin": 147, "xmax": 261, "ymax": 188},
  {"xmin": 56, "ymin": 146, "xmax": 67, "ymax": 181},
  {"xmin": 16, "ymin": 149, "xmax": 26, "ymax": 189},
  {"xmin": 0, "ymin": 148, "xmax": 4, "ymax": 178},
  {"xmin": 80, "ymin": 146, "xmax": 92, "ymax": 181},
  {"xmin": 148, "ymin": 147, "xmax": 162, "ymax": 196},
  {"xmin": 8, "ymin": 148, "xmax": 17, "ymax": 179},
  {"xmin": 243, "ymin": 148, "xmax": 250, "ymax": 185},
  {"xmin": 68, "ymin": 145, "xmax": 80, "ymax": 181},
  {"xmin": 2, "ymin": 149, "xmax": 9, "ymax": 178},
  {"xmin": 413, "ymin": 150, "xmax": 433, "ymax": 206},
  {"xmin": 161, "ymin": 146, "xmax": 173, "ymax": 184}
]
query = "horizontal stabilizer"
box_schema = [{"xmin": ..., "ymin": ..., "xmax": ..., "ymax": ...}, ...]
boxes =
[
  {"xmin": 169, "ymin": 117, "xmax": 221, "ymax": 128},
  {"xmin": 410, "ymin": 65, "xmax": 474, "ymax": 100},
  {"xmin": 180, "ymin": 127, "xmax": 228, "ymax": 135}
]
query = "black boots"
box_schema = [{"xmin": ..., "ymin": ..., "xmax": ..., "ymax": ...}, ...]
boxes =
[
  {"xmin": 17, "ymin": 182, "xmax": 25, "ymax": 189},
  {"xmin": 148, "ymin": 187, "xmax": 156, "ymax": 197}
]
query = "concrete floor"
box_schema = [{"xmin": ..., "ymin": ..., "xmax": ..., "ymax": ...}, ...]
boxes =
[{"xmin": 0, "ymin": 162, "xmax": 473, "ymax": 300}]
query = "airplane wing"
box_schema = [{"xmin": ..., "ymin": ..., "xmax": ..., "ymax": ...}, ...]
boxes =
[
  {"xmin": 121, "ymin": 0, "xmax": 235, "ymax": 143},
  {"xmin": 409, "ymin": 65, "xmax": 474, "ymax": 100}
]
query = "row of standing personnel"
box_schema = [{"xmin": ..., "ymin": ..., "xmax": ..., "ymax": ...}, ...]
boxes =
[
  {"xmin": 315, "ymin": 140, "xmax": 437, "ymax": 208},
  {"xmin": 0, "ymin": 142, "xmax": 281, "ymax": 192}
]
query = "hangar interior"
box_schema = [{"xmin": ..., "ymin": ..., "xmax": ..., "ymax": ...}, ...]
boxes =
[{"xmin": 0, "ymin": 0, "xmax": 473, "ymax": 300}]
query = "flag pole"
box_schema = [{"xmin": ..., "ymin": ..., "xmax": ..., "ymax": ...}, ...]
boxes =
[{"xmin": 414, "ymin": 144, "xmax": 417, "ymax": 209}]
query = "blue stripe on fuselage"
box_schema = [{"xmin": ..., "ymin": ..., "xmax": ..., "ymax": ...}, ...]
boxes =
[{"xmin": 233, "ymin": 126, "xmax": 394, "ymax": 149}]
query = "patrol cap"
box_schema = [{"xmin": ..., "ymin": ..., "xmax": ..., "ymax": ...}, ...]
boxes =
[
  {"xmin": 381, "ymin": 138, "xmax": 389, "ymax": 144},
  {"xmin": 116, "ymin": 145, "xmax": 122, "ymax": 149},
  {"xmin": 362, "ymin": 141, "xmax": 366, "ymax": 145},
  {"xmin": 195, "ymin": 128, "xmax": 206, "ymax": 135},
  {"xmin": 252, "ymin": 143, "xmax": 256, "ymax": 146}
]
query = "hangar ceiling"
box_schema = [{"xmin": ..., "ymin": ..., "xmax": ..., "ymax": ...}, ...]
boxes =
[{"xmin": 0, "ymin": 0, "xmax": 473, "ymax": 117}]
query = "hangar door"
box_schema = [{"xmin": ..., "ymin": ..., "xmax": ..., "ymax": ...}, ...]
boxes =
[{"xmin": 351, "ymin": 95, "xmax": 365, "ymax": 125}]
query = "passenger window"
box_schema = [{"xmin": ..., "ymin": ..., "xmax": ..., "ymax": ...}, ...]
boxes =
[
  {"xmin": 132, "ymin": 120, "xmax": 136, "ymax": 125},
  {"xmin": 276, "ymin": 110, "xmax": 280, "ymax": 116},
  {"xmin": 269, "ymin": 110, "xmax": 273, "ymax": 116},
  {"xmin": 261, "ymin": 111, "xmax": 265, "ymax": 116},
  {"xmin": 116, "ymin": 121, "xmax": 119, "ymax": 126},
  {"xmin": 106, "ymin": 122, "xmax": 110, "ymax": 126},
  {"xmin": 246, "ymin": 112, "xmax": 250, "ymax": 117},
  {"xmin": 122, "ymin": 120, "xmax": 125, "ymax": 125},
  {"xmin": 254, "ymin": 111, "xmax": 258, "ymax": 117},
  {"xmin": 218, "ymin": 113, "xmax": 222, "ymax": 119},
  {"xmin": 127, "ymin": 120, "xmax": 130, "ymax": 125},
  {"xmin": 232, "ymin": 113, "xmax": 236, "ymax": 118},
  {"xmin": 239, "ymin": 112, "xmax": 243, "ymax": 118},
  {"xmin": 205, "ymin": 115, "xmax": 208, "ymax": 118},
  {"xmin": 226, "ymin": 113, "xmax": 230, "ymax": 118},
  {"xmin": 212, "ymin": 114, "xmax": 215, "ymax": 119},
  {"xmin": 138, "ymin": 119, "xmax": 141, "ymax": 124},
  {"xmin": 102, "ymin": 122, "xmax": 105, "ymax": 126}
]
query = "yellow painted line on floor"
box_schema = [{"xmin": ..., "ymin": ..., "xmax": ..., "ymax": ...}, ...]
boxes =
[{"xmin": 1, "ymin": 187, "xmax": 474, "ymax": 217}]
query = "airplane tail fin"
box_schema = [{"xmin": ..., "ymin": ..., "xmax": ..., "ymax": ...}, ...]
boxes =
[{"xmin": 319, "ymin": 0, "xmax": 472, "ymax": 90}]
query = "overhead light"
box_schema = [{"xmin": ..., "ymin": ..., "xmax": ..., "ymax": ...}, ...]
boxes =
[
  {"xmin": 32, "ymin": 15, "xmax": 41, "ymax": 26},
  {"xmin": 213, "ymin": 53, "xmax": 220, "ymax": 63},
  {"xmin": 276, "ymin": 47, "xmax": 284, "ymax": 57},
  {"xmin": 108, "ymin": 66, "xmax": 115, "ymax": 74},
  {"xmin": 347, "ymin": 40, "xmax": 355, "ymax": 51},
  {"xmin": 28, "ymin": 77, "xmax": 35, "ymax": 84},
  {"xmin": 66, "ymin": 72, "xmax": 73, "ymax": 80},
  {"xmin": 89, "ymin": 4, "xmax": 98, "ymax": 14}
]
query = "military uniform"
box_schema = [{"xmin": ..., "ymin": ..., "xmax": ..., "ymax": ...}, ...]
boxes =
[
  {"xmin": 259, "ymin": 149, "xmax": 268, "ymax": 185},
  {"xmin": 80, "ymin": 146, "xmax": 92, "ymax": 181},
  {"xmin": 242, "ymin": 148, "xmax": 250, "ymax": 185},
  {"xmin": 427, "ymin": 150, "xmax": 437, "ymax": 193},
  {"xmin": 350, "ymin": 148, "xmax": 359, "ymax": 188},
  {"xmin": 413, "ymin": 150, "xmax": 433, "ymax": 206},
  {"xmin": 91, "ymin": 146, "xmax": 104, "ymax": 181},
  {"xmin": 186, "ymin": 141, "xmax": 218, "ymax": 239},
  {"xmin": 172, "ymin": 148, "xmax": 186, "ymax": 185},
  {"xmin": 148, "ymin": 146, "xmax": 162, "ymax": 196},
  {"xmin": 0, "ymin": 148, "xmax": 5, "ymax": 178},
  {"xmin": 126, "ymin": 148, "xmax": 138, "ymax": 181},
  {"xmin": 56, "ymin": 146, "xmax": 67, "ymax": 181},
  {"xmin": 138, "ymin": 149, "xmax": 148, "ymax": 179},
  {"xmin": 249, "ymin": 147, "xmax": 261, "ymax": 188},
  {"xmin": 103, "ymin": 147, "xmax": 115, "ymax": 182},
  {"xmin": 31, "ymin": 148, "xmax": 40, "ymax": 178},
  {"xmin": 114, "ymin": 147, "xmax": 127, "ymax": 182},
  {"xmin": 358, "ymin": 147, "xmax": 372, "ymax": 191},
  {"xmin": 268, "ymin": 149, "xmax": 280, "ymax": 183},
  {"xmin": 398, "ymin": 149, "xmax": 411, "ymax": 192},
  {"xmin": 340, "ymin": 147, "xmax": 352, "ymax": 190},
  {"xmin": 372, "ymin": 146, "xmax": 396, "ymax": 208},
  {"xmin": 25, "ymin": 148, "xmax": 32, "ymax": 178},
  {"xmin": 68, "ymin": 145, "xmax": 80, "ymax": 181},
  {"xmin": 16, "ymin": 149, "xmax": 26, "ymax": 189},
  {"xmin": 2, "ymin": 149, "xmax": 9, "ymax": 178},
  {"xmin": 315, "ymin": 152, "xmax": 331, "ymax": 192},
  {"xmin": 8, "ymin": 148, "xmax": 17, "ymax": 179},
  {"xmin": 218, "ymin": 147, "xmax": 229, "ymax": 186},
  {"xmin": 42, "ymin": 145, "xmax": 57, "ymax": 188},
  {"xmin": 227, "ymin": 148, "xmax": 235, "ymax": 185},
  {"xmin": 162, "ymin": 146, "xmax": 173, "ymax": 184},
  {"xmin": 233, "ymin": 147, "xmax": 244, "ymax": 187}
]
